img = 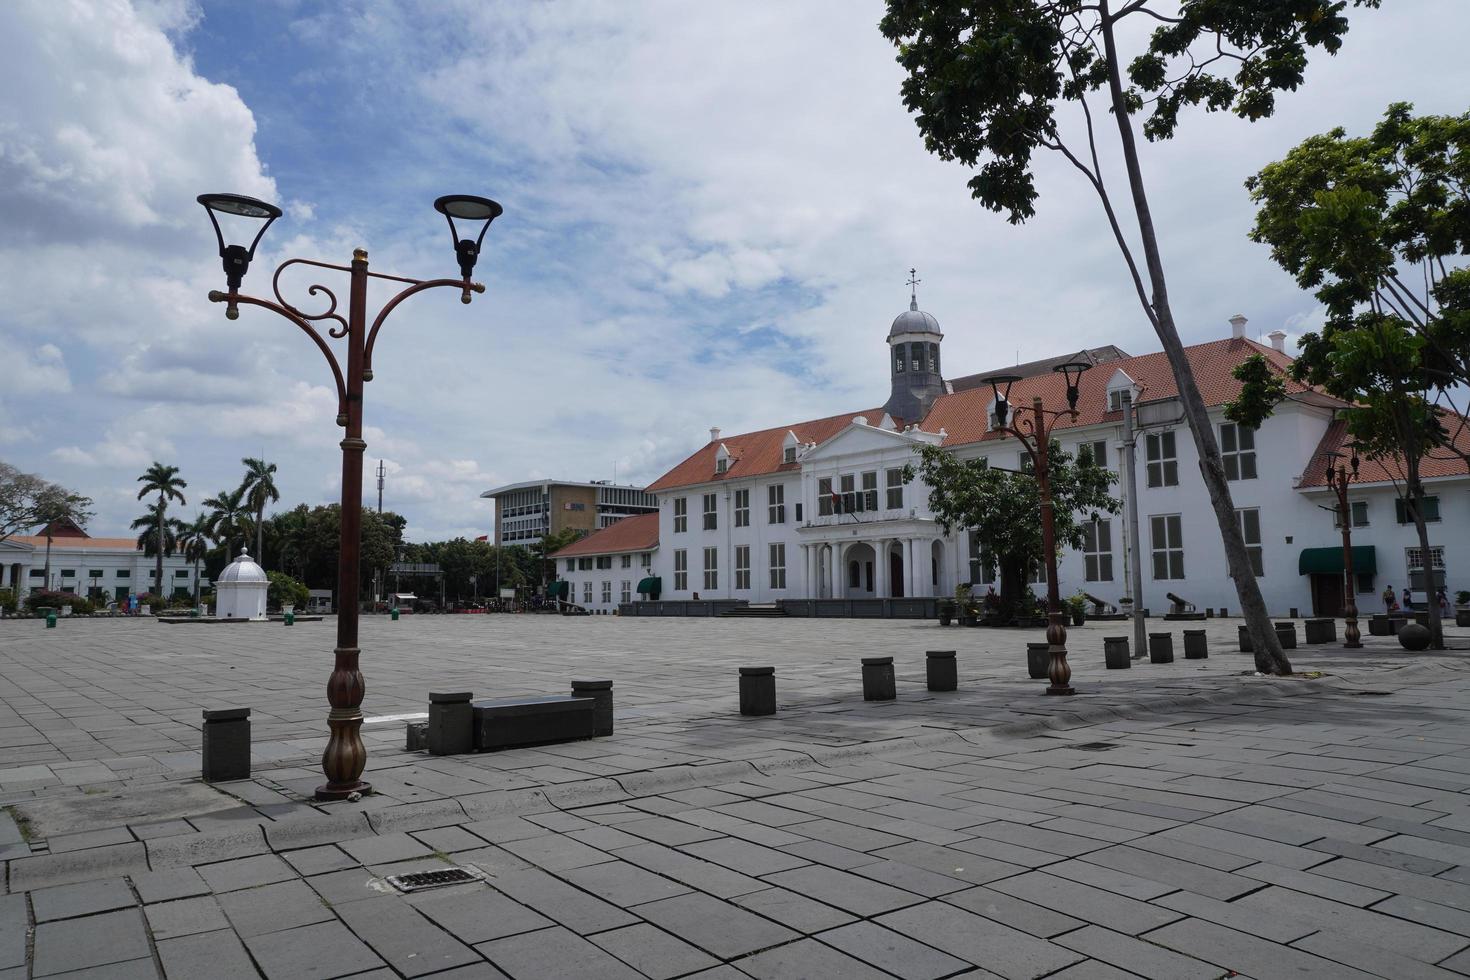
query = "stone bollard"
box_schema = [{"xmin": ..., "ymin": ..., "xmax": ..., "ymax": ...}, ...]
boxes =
[
  {"xmin": 1238, "ymin": 624, "xmax": 1253, "ymax": 653},
  {"xmin": 1149, "ymin": 632, "xmax": 1174, "ymax": 664},
  {"xmin": 572, "ymin": 680, "xmax": 614, "ymax": 736},
  {"xmin": 739, "ymin": 667, "xmax": 776, "ymax": 716},
  {"xmin": 1274, "ymin": 621, "xmax": 1298, "ymax": 649},
  {"xmin": 1289, "ymin": 607, "xmax": 1300, "ymax": 619},
  {"xmin": 862, "ymin": 657, "xmax": 897, "ymax": 701},
  {"xmin": 202, "ymin": 707, "xmax": 251, "ymax": 782},
  {"xmin": 1104, "ymin": 636, "xmax": 1131, "ymax": 669},
  {"xmin": 428, "ymin": 691, "xmax": 475, "ymax": 756},
  {"xmin": 925, "ymin": 651, "xmax": 957, "ymax": 692},
  {"xmin": 406, "ymin": 720, "xmax": 427, "ymax": 751},
  {"xmin": 1026, "ymin": 642, "xmax": 1050, "ymax": 680},
  {"xmin": 1368, "ymin": 615, "xmax": 1391, "ymax": 636},
  {"xmin": 1183, "ymin": 629, "xmax": 1208, "ymax": 660},
  {"xmin": 1304, "ymin": 618, "xmax": 1336, "ymax": 644}
]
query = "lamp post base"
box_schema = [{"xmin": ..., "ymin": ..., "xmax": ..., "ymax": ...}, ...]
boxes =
[
  {"xmin": 314, "ymin": 781, "xmax": 372, "ymax": 802},
  {"xmin": 1344, "ymin": 604, "xmax": 1362, "ymax": 649},
  {"xmin": 1045, "ymin": 611, "xmax": 1074, "ymax": 695}
]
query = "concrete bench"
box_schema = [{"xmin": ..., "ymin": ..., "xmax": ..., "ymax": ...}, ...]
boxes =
[{"xmin": 473, "ymin": 696, "xmax": 594, "ymax": 751}]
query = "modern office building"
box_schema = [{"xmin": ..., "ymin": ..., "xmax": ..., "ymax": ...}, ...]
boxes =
[{"xmin": 481, "ymin": 479, "xmax": 659, "ymax": 547}]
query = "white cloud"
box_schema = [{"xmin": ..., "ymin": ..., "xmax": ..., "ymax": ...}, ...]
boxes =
[{"xmin": 0, "ymin": 340, "xmax": 72, "ymax": 395}]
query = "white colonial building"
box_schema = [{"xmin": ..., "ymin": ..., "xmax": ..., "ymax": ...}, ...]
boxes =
[
  {"xmin": 629, "ymin": 293, "xmax": 1469, "ymax": 617},
  {"xmin": 0, "ymin": 519, "xmax": 207, "ymax": 603},
  {"xmin": 549, "ymin": 512, "xmax": 658, "ymax": 614}
]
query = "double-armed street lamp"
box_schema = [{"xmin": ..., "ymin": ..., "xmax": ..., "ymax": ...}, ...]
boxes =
[
  {"xmin": 197, "ymin": 191, "xmax": 502, "ymax": 800},
  {"xmin": 982, "ymin": 361, "xmax": 1092, "ymax": 696},
  {"xmin": 1325, "ymin": 446, "xmax": 1363, "ymax": 649}
]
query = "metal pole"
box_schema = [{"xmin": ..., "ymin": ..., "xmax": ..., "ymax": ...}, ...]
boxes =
[
  {"xmin": 1121, "ymin": 390, "xmax": 1146, "ymax": 658},
  {"xmin": 1337, "ymin": 469, "xmax": 1362, "ymax": 648},
  {"xmin": 1033, "ymin": 398, "xmax": 1073, "ymax": 696},
  {"xmin": 317, "ymin": 248, "xmax": 371, "ymax": 801}
]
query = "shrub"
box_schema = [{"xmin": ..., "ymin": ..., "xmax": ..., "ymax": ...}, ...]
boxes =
[
  {"xmin": 24, "ymin": 591, "xmax": 94, "ymax": 615},
  {"xmin": 267, "ymin": 572, "xmax": 310, "ymax": 611},
  {"xmin": 135, "ymin": 593, "xmax": 165, "ymax": 610},
  {"xmin": 0, "ymin": 589, "xmax": 16, "ymax": 615}
]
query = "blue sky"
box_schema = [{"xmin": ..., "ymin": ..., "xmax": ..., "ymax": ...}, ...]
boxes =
[{"xmin": 2, "ymin": 0, "xmax": 1468, "ymax": 541}]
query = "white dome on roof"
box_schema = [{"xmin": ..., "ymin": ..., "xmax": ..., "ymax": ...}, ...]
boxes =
[
  {"xmin": 216, "ymin": 549, "xmax": 268, "ymax": 585},
  {"xmin": 889, "ymin": 300, "xmax": 942, "ymax": 338}
]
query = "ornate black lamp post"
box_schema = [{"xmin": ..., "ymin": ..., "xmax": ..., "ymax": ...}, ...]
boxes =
[
  {"xmin": 198, "ymin": 191, "xmax": 502, "ymax": 799},
  {"xmin": 1325, "ymin": 446, "xmax": 1362, "ymax": 649},
  {"xmin": 983, "ymin": 361, "xmax": 1091, "ymax": 695}
]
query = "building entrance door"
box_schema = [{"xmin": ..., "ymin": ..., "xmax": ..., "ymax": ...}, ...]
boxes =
[
  {"xmin": 889, "ymin": 550, "xmax": 904, "ymax": 598},
  {"xmin": 1310, "ymin": 573, "xmax": 1344, "ymax": 617}
]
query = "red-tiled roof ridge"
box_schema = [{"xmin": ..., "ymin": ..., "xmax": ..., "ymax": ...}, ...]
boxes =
[
  {"xmin": 1297, "ymin": 413, "xmax": 1470, "ymax": 489},
  {"xmin": 645, "ymin": 407, "xmax": 889, "ymax": 493},
  {"xmin": 923, "ymin": 337, "xmax": 1315, "ymax": 448},
  {"xmin": 549, "ymin": 512, "xmax": 659, "ymax": 558},
  {"xmin": 6, "ymin": 535, "xmax": 142, "ymax": 550}
]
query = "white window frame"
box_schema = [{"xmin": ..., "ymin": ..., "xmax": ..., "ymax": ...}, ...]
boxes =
[
  {"xmin": 601, "ymin": 581, "xmax": 612, "ymax": 604},
  {"xmin": 673, "ymin": 497, "xmax": 687, "ymax": 533},
  {"xmin": 620, "ymin": 581, "xmax": 631, "ymax": 603},
  {"xmin": 1221, "ymin": 423, "xmax": 1257, "ymax": 481},
  {"xmin": 768, "ymin": 484, "xmax": 785, "ymax": 524},
  {"xmin": 1406, "ymin": 546, "xmax": 1446, "ymax": 592},
  {"xmin": 673, "ymin": 549, "xmax": 688, "ymax": 591},
  {"xmin": 1150, "ymin": 514, "xmax": 1185, "ymax": 580},
  {"xmin": 769, "ymin": 543, "xmax": 786, "ymax": 589},
  {"xmin": 734, "ymin": 488, "xmax": 750, "ymax": 527},
  {"xmin": 734, "ymin": 545, "xmax": 750, "ymax": 590},
  {"xmin": 1236, "ymin": 508, "xmax": 1264, "ymax": 576},
  {"xmin": 1146, "ymin": 431, "xmax": 1179, "ymax": 488},
  {"xmin": 886, "ymin": 468, "xmax": 905, "ymax": 510},
  {"xmin": 1082, "ymin": 517, "xmax": 1113, "ymax": 582},
  {"xmin": 703, "ymin": 547, "xmax": 719, "ymax": 590}
]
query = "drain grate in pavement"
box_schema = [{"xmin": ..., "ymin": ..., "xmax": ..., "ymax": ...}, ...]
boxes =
[
  {"xmin": 1070, "ymin": 742, "xmax": 1119, "ymax": 752},
  {"xmin": 385, "ymin": 867, "xmax": 485, "ymax": 893}
]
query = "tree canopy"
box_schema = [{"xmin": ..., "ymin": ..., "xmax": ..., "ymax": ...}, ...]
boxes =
[
  {"xmin": 0, "ymin": 461, "xmax": 93, "ymax": 544},
  {"xmin": 907, "ymin": 441, "xmax": 1118, "ymax": 619}
]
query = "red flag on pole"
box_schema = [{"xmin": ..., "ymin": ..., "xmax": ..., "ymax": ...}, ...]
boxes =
[{"xmin": 475, "ymin": 535, "xmax": 489, "ymax": 542}]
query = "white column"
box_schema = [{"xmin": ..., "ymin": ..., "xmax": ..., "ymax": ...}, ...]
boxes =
[
  {"xmin": 876, "ymin": 539, "xmax": 890, "ymax": 598},
  {"xmin": 834, "ymin": 542, "xmax": 847, "ymax": 599}
]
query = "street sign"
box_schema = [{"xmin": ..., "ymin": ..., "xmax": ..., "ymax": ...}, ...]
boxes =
[
  {"xmin": 499, "ymin": 588, "xmax": 516, "ymax": 600},
  {"xmin": 388, "ymin": 562, "xmax": 440, "ymax": 574}
]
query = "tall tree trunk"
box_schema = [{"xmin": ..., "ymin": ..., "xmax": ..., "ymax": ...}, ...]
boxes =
[
  {"xmin": 44, "ymin": 535, "xmax": 52, "ymax": 589},
  {"xmin": 155, "ymin": 491, "xmax": 165, "ymax": 598},
  {"xmin": 256, "ymin": 504, "xmax": 264, "ymax": 563},
  {"xmin": 1099, "ymin": 6, "xmax": 1289, "ymax": 674},
  {"xmin": 193, "ymin": 557, "xmax": 201, "ymax": 606},
  {"xmin": 1406, "ymin": 477, "xmax": 1445, "ymax": 649}
]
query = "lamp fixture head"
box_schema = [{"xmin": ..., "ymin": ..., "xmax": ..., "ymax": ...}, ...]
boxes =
[
  {"xmin": 981, "ymin": 374, "xmax": 1022, "ymax": 428},
  {"xmin": 434, "ymin": 194, "xmax": 503, "ymax": 281},
  {"xmin": 196, "ymin": 194, "xmax": 282, "ymax": 307},
  {"xmin": 1053, "ymin": 360, "xmax": 1092, "ymax": 411}
]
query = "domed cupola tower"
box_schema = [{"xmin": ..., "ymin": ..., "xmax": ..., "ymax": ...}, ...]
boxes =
[{"xmin": 883, "ymin": 269, "xmax": 944, "ymax": 422}]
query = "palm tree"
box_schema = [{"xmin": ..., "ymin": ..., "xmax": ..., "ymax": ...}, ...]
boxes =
[
  {"xmin": 137, "ymin": 463, "xmax": 187, "ymax": 598},
  {"xmin": 131, "ymin": 508, "xmax": 185, "ymax": 597},
  {"xmin": 203, "ymin": 486, "xmax": 251, "ymax": 560},
  {"xmin": 177, "ymin": 513, "xmax": 213, "ymax": 606},
  {"xmin": 239, "ymin": 457, "xmax": 279, "ymax": 566}
]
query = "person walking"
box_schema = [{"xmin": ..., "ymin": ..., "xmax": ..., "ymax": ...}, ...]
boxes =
[
  {"xmin": 1403, "ymin": 587, "xmax": 1414, "ymax": 611},
  {"xmin": 1383, "ymin": 585, "xmax": 1397, "ymax": 613}
]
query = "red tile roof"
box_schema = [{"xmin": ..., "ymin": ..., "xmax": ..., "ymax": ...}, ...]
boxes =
[
  {"xmin": 645, "ymin": 407, "xmax": 888, "ymax": 493},
  {"xmin": 1298, "ymin": 415, "xmax": 1470, "ymax": 488},
  {"xmin": 928, "ymin": 337, "xmax": 1311, "ymax": 448},
  {"xmin": 6, "ymin": 535, "xmax": 142, "ymax": 551},
  {"xmin": 549, "ymin": 513, "xmax": 659, "ymax": 558}
]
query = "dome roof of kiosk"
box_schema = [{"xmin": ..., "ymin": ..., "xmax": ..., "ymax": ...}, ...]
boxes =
[
  {"xmin": 889, "ymin": 299, "xmax": 942, "ymax": 338},
  {"xmin": 216, "ymin": 549, "xmax": 268, "ymax": 584}
]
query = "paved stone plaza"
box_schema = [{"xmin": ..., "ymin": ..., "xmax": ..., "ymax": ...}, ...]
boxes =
[{"xmin": 2, "ymin": 614, "xmax": 1470, "ymax": 978}]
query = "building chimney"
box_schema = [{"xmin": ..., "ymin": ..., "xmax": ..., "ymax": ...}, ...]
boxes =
[
  {"xmin": 1268, "ymin": 329, "xmax": 1287, "ymax": 353},
  {"xmin": 1229, "ymin": 313, "xmax": 1248, "ymax": 340},
  {"xmin": 709, "ymin": 427, "xmax": 721, "ymax": 443}
]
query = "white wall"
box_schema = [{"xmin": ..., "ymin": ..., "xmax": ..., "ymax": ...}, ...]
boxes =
[
  {"xmin": 557, "ymin": 549, "xmax": 654, "ymax": 614},
  {"xmin": 0, "ymin": 543, "xmax": 205, "ymax": 601}
]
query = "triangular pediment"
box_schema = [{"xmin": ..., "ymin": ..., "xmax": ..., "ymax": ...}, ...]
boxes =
[{"xmin": 801, "ymin": 420, "xmax": 936, "ymax": 462}]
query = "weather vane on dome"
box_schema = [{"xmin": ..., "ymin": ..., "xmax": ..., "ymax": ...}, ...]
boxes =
[{"xmin": 907, "ymin": 267, "xmax": 921, "ymax": 310}]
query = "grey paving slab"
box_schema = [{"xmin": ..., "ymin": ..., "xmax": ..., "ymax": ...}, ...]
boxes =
[
  {"xmin": 558, "ymin": 857, "xmax": 694, "ymax": 907},
  {"xmin": 818, "ymin": 920, "xmax": 971, "ymax": 979},
  {"xmin": 407, "ymin": 883, "xmax": 553, "ymax": 944},
  {"xmin": 242, "ymin": 918, "xmax": 386, "ymax": 979},
  {"xmin": 988, "ymin": 871, "xmax": 1182, "ymax": 936},
  {"xmin": 335, "ymin": 895, "xmax": 482, "ymax": 977},
  {"xmin": 488, "ymin": 867, "xmax": 639, "ymax": 935},
  {"xmin": 1233, "ymin": 885, "xmax": 1468, "ymax": 963},
  {"xmin": 1146, "ymin": 916, "xmax": 1381, "ymax": 979},
  {"xmin": 1080, "ymin": 843, "xmax": 1261, "ymax": 900},
  {"xmin": 339, "ymin": 831, "xmax": 435, "ymax": 866},
  {"xmin": 870, "ymin": 840, "xmax": 1028, "ymax": 887},
  {"xmin": 196, "ymin": 852, "xmax": 296, "ymax": 892},
  {"xmin": 144, "ymin": 895, "xmax": 229, "ymax": 940},
  {"xmin": 679, "ymin": 836, "xmax": 811, "ymax": 876},
  {"xmin": 1291, "ymin": 930, "xmax": 1468, "ymax": 980},
  {"xmin": 32, "ymin": 907, "xmax": 150, "ymax": 977},
  {"xmin": 763, "ymin": 864, "xmax": 927, "ymax": 916},
  {"xmin": 591, "ymin": 923, "xmax": 722, "ymax": 980},
  {"xmin": 1053, "ymin": 924, "xmax": 1223, "ymax": 980},
  {"xmin": 616, "ymin": 841, "xmax": 767, "ymax": 898},
  {"xmin": 732, "ymin": 938, "xmax": 894, "ymax": 980},
  {"xmin": 942, "ymin": 885, "xmax": 1087, "ymax": 938},
  {"xmin": 30, "ymin": 877, "xmax": 135, "ymax": 922},
  {"xmin": 130, "ymin": 867, "xmax": 209, "ymax": 904},
  {"xmin": 634, "ymin": 893, "xmax": 800, "ymax": 959},
  {"xmin": 477, "ymin": 925, "xmax": 645, "ymax": 980},
  {"xmin": 876, "ymin": 901, "xmax": 1085, "ymax": 980},
  {"xmin": 218, "ymin": 878, "xmax": 336, "ymax": 938},
  {"xmin": 0, "ymin": 895, "xmax": 26, "ymax": 970},
  {"xmin": 731, "ymin": 886, "xmax": 858, "ymax": 934},
  {"xmin": 46, "ymin": 957, "xmax": 160, "ymax": 979}
]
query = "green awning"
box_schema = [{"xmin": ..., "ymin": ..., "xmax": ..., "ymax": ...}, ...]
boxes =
[
  {"xmin": 636, "ymin": 577, "xmax": 661, "ymax": 594},
  {"xmin": 1298, "ymin": 545, "xmax": 1376, "ymax": 576},
  {"xmin": 548, "ymin": 580, "xmax": 569, "ymax": 598}
]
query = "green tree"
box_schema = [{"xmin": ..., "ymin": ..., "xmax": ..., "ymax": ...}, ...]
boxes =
[
  {"xmin": 266, "ymin": 570, "xmax": 310, "ymax": 611},
  {"xmin": 907, "ymin": 441, "xmax": 1119, "ymax": 623},
  {"xmin": 534, "ymin": 528, "xmax": 582, "ymax": 590},
  {"xmin": 878, "ymin": 0, "xmax": 1380, "ymax": 672},
  {"xmin": 202, "ymin": 486, "xmax": 251, "ymax": 561},
  {"xmin": 239, "ymin": 457, "xmax": 280, "ymax": 567},
  {"xmin": 1229, "ymin": 104, "xmax": 1470, "ymax": 648},
  {"xmin": 0, "ymin": 461, "xmax": 93, "ymax": 545},
  {"xmin": 136, "ymin": 462, "xmax": 187, "ymax": 598},
  {"xmin": 177, "ymin": 512, "xmax": 213, "ymax": 606},
  {"xmin": 131, "ymin": 506, "xmax": 184, "ymax": 560}
]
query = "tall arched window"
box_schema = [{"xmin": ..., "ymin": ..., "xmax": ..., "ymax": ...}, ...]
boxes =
[
  {"xmin": 894, "ymin": 347, "xmax": 906, "ymax": 374},
  {"xmin": 911, "ymin": 342, "xmax": 926, "ymax": 372},
  {"xmin": 929, "ymin": 343, "xmax": 940, "ymax": 375}
]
